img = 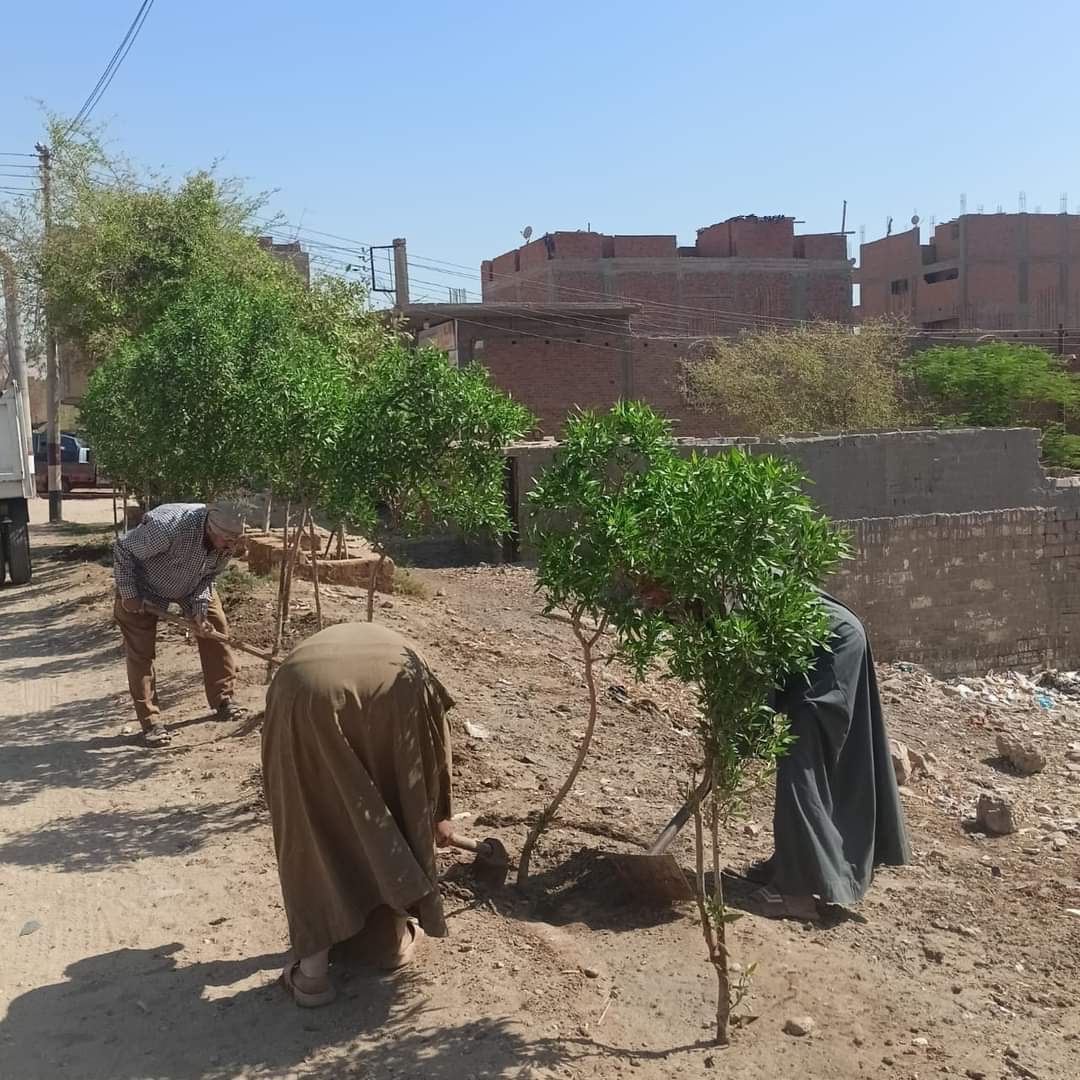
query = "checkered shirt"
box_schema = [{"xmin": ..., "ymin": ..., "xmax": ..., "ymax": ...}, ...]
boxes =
[{"xmin": 114, "ymin": 503, "xmax": 231, "ymax": 618}]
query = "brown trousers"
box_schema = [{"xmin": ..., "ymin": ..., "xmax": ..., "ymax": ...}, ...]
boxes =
[{"xmin": 113, "ymin": 592, "xmax": 236, "ymax": 726}]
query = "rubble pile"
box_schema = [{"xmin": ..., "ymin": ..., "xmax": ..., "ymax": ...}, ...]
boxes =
[{"xmin": 878, "ymin": 663, "xmax": 1080, "ymax": 857}]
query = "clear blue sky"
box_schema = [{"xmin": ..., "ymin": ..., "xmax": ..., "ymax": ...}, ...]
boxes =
[{"xmin": 4, "ymin": 1, "xmax": 1079, "ymax": 300}]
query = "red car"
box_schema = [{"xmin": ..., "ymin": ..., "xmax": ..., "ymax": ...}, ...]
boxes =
[{"xmin": 33, "ymin": 431, "xmax": 99, "ymax": 493}]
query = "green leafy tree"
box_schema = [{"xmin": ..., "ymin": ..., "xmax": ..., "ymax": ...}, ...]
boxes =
[
  {"xmin": 528, "ymin": 402, "xmax": 849, "ymax": 1044},
  {"xmin": 683, "ymin": 318, "xmax": 912, "ymax": 433},
  {"xmin": 332, "ymin": 345, "xmax": 535, "ymax": 620},
  {"xmin": 520, "ymin": 401, "xmax": 676, "ymax": 882},
  {"xmin": 907, "ymin": 342, "xmax": 1080, "ymax": 466}
]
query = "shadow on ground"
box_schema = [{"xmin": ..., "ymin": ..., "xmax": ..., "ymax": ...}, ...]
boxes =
[
  {"xmin": 0, "ymin": 943, "xmax": 573, "ymax": 1080},
  {"xmin": 0, "ymin": 798, "xmax": 261, "ymax": 872},
  {"xmin": 459, "ymin": 847, "xmax": 687, "ymax": 934}
]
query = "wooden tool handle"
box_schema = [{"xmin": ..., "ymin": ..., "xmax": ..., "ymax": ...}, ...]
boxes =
[
  {"xmin": 146, "ymin": 606, "xmax": 280, "ymax": 665},
  {"xmin": 647, "ymin": 773, "xmax": 714, "ymax": 857}
]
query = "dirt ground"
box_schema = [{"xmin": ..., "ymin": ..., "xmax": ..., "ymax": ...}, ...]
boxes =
[{"xmin": 2, "ymin": 496, "xmax": 1079, "ymax": 1080}]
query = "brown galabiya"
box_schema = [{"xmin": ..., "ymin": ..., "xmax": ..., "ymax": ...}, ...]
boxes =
[{"xmin": 261, "ymin": 622, "xmax": 453, "ymax": 966}]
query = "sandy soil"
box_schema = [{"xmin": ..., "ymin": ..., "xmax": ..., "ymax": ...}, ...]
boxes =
[{"xmin": 2, "ymin": 498, "xmax": 1078, "ymax": 1079}]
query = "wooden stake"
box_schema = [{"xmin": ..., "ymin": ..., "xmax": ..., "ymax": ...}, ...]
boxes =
[{"xmin": 306, "ymin": 504, "xmax": 323, "ymax": 631}]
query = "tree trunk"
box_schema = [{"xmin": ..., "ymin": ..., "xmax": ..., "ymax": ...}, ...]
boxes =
[
  {"xmin": 262, "ymin": 488, "xmax": 272, "ymax": 533},
  {"xmin": 711, "ymin": 796, "xmax": 731, "ymax": 1044},
  {"xmin": 111, "ymin": 486, "xmax": 120, "ymax": 540},
  {"xmin": 270, "ymin": 502, "xmax": 292, "ymax": 678},
  {"xmin": 366, "ymin": 553, "xmax": 386, "ymax": 623},
  {"xmin": 280, "ymin": 504, "xmax": 305, "ymax": 633},
  {"xmin": 306, "ymin": 505, "xmax": 323, "ymax": 632},
  {"xmin": 693, "ymin": 780, "xmax": 730, "ymax": 1046},
  {"xmin": 518, "ymin": 611, "xmax": 608, "ymax": 883},
  {"xmin": 121, "ymin": 488, "xmax": 129, "ymax": 536}
]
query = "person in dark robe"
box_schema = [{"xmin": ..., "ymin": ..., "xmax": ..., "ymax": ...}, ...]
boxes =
[
  {"xmin": 748, "ymin": 593, "xmax": 911, "ymax": 919},
  {"xmin": 261, "ymin": 621, "xmax": 455, "ymax": 1007},
  {"xmin": 632, "ymin": 577, "xmax": 910, "ymax": 920}
]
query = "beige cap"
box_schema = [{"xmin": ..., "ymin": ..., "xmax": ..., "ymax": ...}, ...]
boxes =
[{"xmin": 206, "ymin": 502, "xmax": 244, "ymax": 536}]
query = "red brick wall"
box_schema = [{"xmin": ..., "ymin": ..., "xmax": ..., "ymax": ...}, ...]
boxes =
[
  {"xmin": 728, "ymin": 217, "xmax": 795, "ymax": 258},
  {"xmin": 463, "ymin": 325, "xmax": 727, "ymax": 438},
  {"xmin": 798, "ymin": 233, "xmax": 848, "ymax": 260},
  {"xmin": 695, "ymin": 223, "xmax": 732, "ymax": 257},
  {"xmin": 548, "ymin": 231, "xmax": 605, "ymax": 258},
  {"xmin": 612, "ymin": 235, "xmax": 678, "ymax": 257}
]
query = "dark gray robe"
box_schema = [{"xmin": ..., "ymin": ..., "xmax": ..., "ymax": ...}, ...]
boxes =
[{"xmin": 770, "ymin": 594, "xmax": 911, "ymax": 904}]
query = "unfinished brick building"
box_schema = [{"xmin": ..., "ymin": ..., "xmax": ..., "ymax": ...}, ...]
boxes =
[
  {"xmin": 858, "ymin": 213, "xmax": 1080, "ymax": 330},
  {"xmin": 481, "ymin": 216, "xmax": 852, "ymax": 334},
  {"xmin": 405, "ymin": 301, "xmax": 726, "ymax": 438},
  {"xmin": 404, "ymin": 216, "xmax": 853, "ymax": 437}
]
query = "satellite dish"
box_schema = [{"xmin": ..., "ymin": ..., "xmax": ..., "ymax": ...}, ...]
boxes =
[
  {"xmin": 522, "ymin": 225, "xmax": 533, "ymax": 242},
  {"xmin": 911, "ymin": 214, "xmax": 920, "ymax": 226}
]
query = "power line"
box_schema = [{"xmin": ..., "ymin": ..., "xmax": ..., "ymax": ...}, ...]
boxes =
[{"xmin": 62, "ymin": 0, "xmax": 156, "ymax": 138}]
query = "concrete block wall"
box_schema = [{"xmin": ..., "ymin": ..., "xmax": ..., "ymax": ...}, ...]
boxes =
[
  {"xmin": 831, "ymin": 508, "xmax": 1080, "ymax": 675},
  {"xmin": 504, "ymin": 428, "xmax": 1080, "ymax": 674}
]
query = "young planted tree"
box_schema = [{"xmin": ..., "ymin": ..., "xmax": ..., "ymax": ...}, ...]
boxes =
[
  {"xmin": 683, "ymin": 318, "xmax": 912, "ymax": 434},
  {"xmin": 624, "ymin": 448, "xmax": 848, "ymax": 1043},
  {"xmin": 520, "ymin": 402, "xmax": 679, "ymax": 882},
  {"xmin": 528, "ymin": 403, "xmax": 848, "ymax": 1042},
  {"xmin": 331, "ymin": 345, "xmax": 534, "ymax": 621}
]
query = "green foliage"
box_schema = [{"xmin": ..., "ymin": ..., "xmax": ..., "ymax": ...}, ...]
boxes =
[
  {"xmin": 908, "ymin": 342, "xmax": 1080, "ymax": 469},
  {"xmin": 630, "ymin": 447, "xmax": 849, "ymax": 791},
  {"xmin": 907, "ymin": 341, "xmax": 1079, "ymax": 426},
  {"xmin": 332, "ymin": 345, "xmax": 535, "ymax": 543},
  {"xmin": 683, "ymin": 318, "xmax": 912, "ymax": 434},
  {"xmin": 529, "ymin": 401, "xmax": 675, "ymax": 628},
  {"xmin": 1039, "ymin": 423, "xmax": 1080, "ymax": 470},
  {"xmin": 533, "ymin": 402, "xmax": 848, "ymax": 790},
  {"xmin": 38, "ymin": 111, "xmax": 284, "ymax": 363},
  {"xmin": 214, "ymin": 564, "xmax": 268, "ymax": 608}
]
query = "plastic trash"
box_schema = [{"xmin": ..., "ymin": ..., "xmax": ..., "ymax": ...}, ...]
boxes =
[{"xmin": 1036, "ymin": 694, "xmax": 1054, "ymax": 710}]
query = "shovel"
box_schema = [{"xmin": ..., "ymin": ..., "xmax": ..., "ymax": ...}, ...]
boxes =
[
  {"xmin": 607, "ymin": 773, "xmax": 713, "ymax": 903},
  {"xmin": 146, "ymin": 606, "xmax": 281, "ymax": 666}
]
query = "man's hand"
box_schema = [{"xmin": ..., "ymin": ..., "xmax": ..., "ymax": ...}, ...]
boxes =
[
  {"xmin": 434, "ymin": 819, "xmax": 456, "ymax": 848},
  {"xmin": 121, "ymin": 597, "xmax": 144, "ymax": 614},
  {"xmin": 191, "ymin": 616, "xmax": 216, "ymax": 640}
]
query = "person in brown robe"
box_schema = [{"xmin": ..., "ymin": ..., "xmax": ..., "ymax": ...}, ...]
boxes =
[{"xmin": 261, "ymin": 621, "xmax": 455, "ymax": 1007}]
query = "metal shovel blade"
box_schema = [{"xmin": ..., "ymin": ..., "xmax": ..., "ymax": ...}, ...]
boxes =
[{"xmin": 607, "ymin": 851, "xmax": 695, "ymax": 904}]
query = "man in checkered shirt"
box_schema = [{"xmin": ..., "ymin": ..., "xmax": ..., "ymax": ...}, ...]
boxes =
[{"xmin": 113, "ymin": 502, "xmax": 245, "ymax": 745}]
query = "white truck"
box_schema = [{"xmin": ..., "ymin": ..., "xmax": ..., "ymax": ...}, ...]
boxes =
[{"xmin": 0, "ymin": 383, "xmax": 34, "ymax": 585}]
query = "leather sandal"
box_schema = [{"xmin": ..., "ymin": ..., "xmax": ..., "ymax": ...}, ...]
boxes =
[
  {"xmin": 281, "ymin": 961, "xmax": 337, "ymax": 1008},
  {"xmin": 142, "ymin": 722, "xmax": 171, "ymax": 746}
]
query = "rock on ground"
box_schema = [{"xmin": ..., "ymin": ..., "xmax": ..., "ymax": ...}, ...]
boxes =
[
  {"xmin": 995, "ymin": 733, "xmax": 1047, "ymax": 775},
  {"xmin": 976, "ymin": 793, "xmax": 1020, "ymax": 835}
]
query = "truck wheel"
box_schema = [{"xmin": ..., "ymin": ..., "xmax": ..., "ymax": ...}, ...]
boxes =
[{"xmin": 2, "ymin": 500, "xmax": 32, "ymax": 586}]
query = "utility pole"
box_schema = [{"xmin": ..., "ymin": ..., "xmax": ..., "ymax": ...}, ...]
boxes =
[
  {"xmin": 0, "ymin": 248, "xmax": 34, "ymax": 482},
  {"xmin": 392, "ymin": 237, "xmax": 410, "ymax": 310},
  {"xmin": 37, "ymin": 142, "xmax": 62, "ymax": 523}
]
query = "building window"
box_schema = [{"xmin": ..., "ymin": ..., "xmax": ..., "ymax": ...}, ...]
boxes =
[
  {"xmin": 890, "ymin": 278, "xmax": 909, "ymax": 296},
  {"xmin": 924, "ymin": 268, "xmax": 959, "ymax": 284}
]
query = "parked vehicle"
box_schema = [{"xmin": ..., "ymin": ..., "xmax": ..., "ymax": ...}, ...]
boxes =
[
  {"xmin": 0, "ymin": 385, "xmax": 34, "ymax": 586},
  {"xmin": 32, "ymin": 429, "xmax": 98, "ymax": 493}
]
